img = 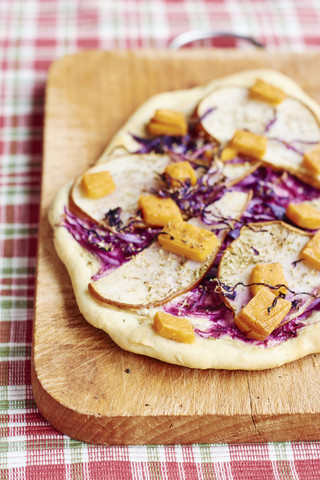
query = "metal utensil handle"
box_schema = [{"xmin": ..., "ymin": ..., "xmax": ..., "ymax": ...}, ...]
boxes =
[{"xmin": 169, "ymin": 31, "xmax": 265, "ymax": 49}]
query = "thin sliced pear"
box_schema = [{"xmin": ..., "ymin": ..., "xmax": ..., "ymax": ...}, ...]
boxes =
[
  {"xmin": 69, "ymin": 153, "xmax": 171, "ymax": 226},
  {"xmin": 218, "ymin": 221, "xmax": 320, "ymax": 322}
]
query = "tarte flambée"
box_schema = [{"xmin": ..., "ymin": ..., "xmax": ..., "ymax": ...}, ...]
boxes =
[{"xmin": 49, "ymin": 69, "xmax": 320, "ymax": 370}]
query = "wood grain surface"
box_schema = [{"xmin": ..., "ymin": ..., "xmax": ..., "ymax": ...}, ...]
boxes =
[{"xmin": 32, "ymin": 49, "xmax": 320, "ymax": 444}]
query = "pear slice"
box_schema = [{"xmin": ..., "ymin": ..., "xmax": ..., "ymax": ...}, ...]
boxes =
[
  {"xmin": 88, "ymin": 191, "xmax": 251, "ymax": 309},
  {"xmin": 197, "ymin": 86, "xmax": 275, "ymax": 143},
  {"xmin": 69, "ymin": 153, "xmax": 171, "ymax": 227},
  {"xmin": 217, "ymin": 221, "xmax": 320, "ymax": 323}
]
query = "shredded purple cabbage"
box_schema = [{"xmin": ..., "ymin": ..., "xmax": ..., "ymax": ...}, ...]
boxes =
[
  {"xmin": 264, "ymin": 110, "xmax": 277, "ymax": 132},
  {"xmin": 156, "ymin": 165, "xmax": 225, "ymax": 218},
  {"xmin": 131, "ymin": 132, "xmax": 217, "ymax": 161},
  {"xmin": 61, "ymin": 208, "xmax": 159, "ymax": 280},
  {"xmin": 198, "ymin": 107, "xmax": 217, "ymax": 121},
  {"xmin": 164, "ymin": 270, "xmax": 241, "ymax": 339},
  {"xmin": 268, "ymin": 137, "xmax": 320, "ymax": 156},
  {"xmin": 233, "ymin": 166, "xmax": 320, "ymax": 228},
  {"xmin": 268, "ymin": 137, "xmax": 305, "ymax": 155}
]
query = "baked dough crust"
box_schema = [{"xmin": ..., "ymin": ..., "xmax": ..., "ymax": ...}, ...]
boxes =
[{"xmin": 49, "ymin": 69, "xmax": 320, "ymax": 370}]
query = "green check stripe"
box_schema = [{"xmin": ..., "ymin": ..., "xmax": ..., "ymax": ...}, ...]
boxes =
[
  {"xmin": 0, "ymin": 437, "xmax": 65, "ymax": 452},
  {"xmin": 0, "ymin": 227, "xmax": 38, "ymax": 236},
  {"xmin": 1, "ymin": 159, "xmax": 42, "ymax": 169},
  {"xmin": 0, "ymin": 267, "xmax": 36, "ymax": 275},
  {"xmin": 147, "ymin": 445, "xmax": 160, "ymax": 462},
  {"xmin": 63, "ymin": 437, "xmax": 85, "ymax": 449},
  {"xmin": 0, "ymin": 399, "xmax": 37, "ymax": 411},
  {"xmin": 0, "ymin": 299, "xmax": 34, "ymax": 309},
  {"xmin": 0, "ymin": 188, "xmax": 40, "ymax": 195},
  {"xmin": 0, "ymin": 346, "xmax": 31, "ymax": 358},
  {"xmin": 0, "ymin": 132, "xmax": 40, "ymax": 142},
  {"xmin": 273, "ymin": 443, "xmax": 295, "ymax": 480},
  {"xmin": 147, "ymin": 445, "xmax": 163, "ymax": 479},
  {"xmin": 63, "ymin": 437, "xmax": 86, "ymax": 479}
]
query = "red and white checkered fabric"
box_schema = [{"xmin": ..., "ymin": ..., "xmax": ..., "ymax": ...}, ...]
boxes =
[{"xmin": 1, "ymin": 0, "xmax": 320, "ymax": 478}]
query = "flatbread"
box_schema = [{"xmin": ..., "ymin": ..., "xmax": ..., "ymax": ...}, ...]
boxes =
[{"xmin": 49, "ymin": 69, "xmax": 320, "ymax": 370}]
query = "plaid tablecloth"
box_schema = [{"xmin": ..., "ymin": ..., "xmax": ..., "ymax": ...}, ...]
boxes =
[{"xmin": 2, "ymin": 0, "xmax": 320, "ymax": 478}]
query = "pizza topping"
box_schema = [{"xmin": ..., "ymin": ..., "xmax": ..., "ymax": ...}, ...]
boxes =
[
  {"xmin": 153, "ymin": 311, "xmax": 195, "ymax": 343},
  {"xmin": 286, "ymin": 201, "xmax": 320, "ymax": 230},
  {"xmin": 81, "ymin": 171, "xmax": 116, "ymax": 199},
  {"xmin": 230, "ymin": 130, "xmax": 267, "ymax": 159},
  {"xmin": 219, "ymin": 146, "xmax": 238, "ymax": 162},
  {"xmin": 158, "ymin": 221, "xmax": 220, "ymax": 262},
  {"xmin": 132, "ymin": 133, "xmax": 259, "ymax": 189},
  {"xmin": 197, "ymin": 86, "xmax": 275, "ymax": 143},
  {"xmin": 157, "ymin": 165, "xmax": 225, "ymax": 218},
  {"xmin": 249, "ymin": 78, "xmax": 286, "ymax": 105},
  {"xmin": 147, "ymin": 109, "xmax": 188, "ymax": 136},
  {"xmin": 199, "ymin": 191, "xmax": 252, "ymax": 232},
  {"xmin": 138, "ymin": 194, "xmax": 183, "ymax": 226},
  {"xmin": 237, "ymin": 166, "xmax": 320, "ymax": 225},
  {"xmin": 132, "ymin": 131, "xmax": 218, "ymax": 160},
  {"xmin": 61, "ymin": 208, "xmax": 159, "ymax": 280},
  {"xmin": 302, "ymin": 144, "xmax": 320, "ymax": 175},
  {"xmin": 301, "ymin": 230, "xmax": 320, "ymax": 269},
  {"xmin": 164, "ymin": 161, "xmax": 197, "ymax": 186},
  {"xmin": 249, "ymin": 263, "xmax": 288, "ymax": 296},
  {"xmin": 234, "ymin": 288, "xmax": 292, "ymax": 341}
]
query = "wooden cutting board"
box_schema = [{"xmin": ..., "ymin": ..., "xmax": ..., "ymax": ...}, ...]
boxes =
[{"xmin": 32, "ymin": 49, "xmax": 320, "ymax": 445}]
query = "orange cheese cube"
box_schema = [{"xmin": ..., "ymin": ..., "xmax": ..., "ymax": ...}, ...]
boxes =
[
  {"xmin": 230, "ymin": 130, "xmax": 267, "ymax": 159},
  {"xmin": 158, "ymin": 220, "xmax": 220, "ymax": 262},
  {"xmin": 154, "ymin": 311, "xmax": 195, "ymax": 343},
  {"xmin": 235, "ymin": 289, "xmax": 292, "ymax": 341},
  {"xmin": 220, "ymin": 146, "xmax": 238, "ymax": 162},
  {"xmin": 164, "ymin": 161, "xmax": 197, "ymax": 186},
  {"xmin": 81, "ymin": 171, "xmax": 116, "ymax": 199},
  {"xmin": 301, "ymin": 230, "xmax": 320, "ymax": 269},
  {"xmin": 250, "ymin": 263, "xmax": 288, "ymax": 296},
  {"xmin": 148, "ymin": 122, "xmax": 187, "ymax": 136},
  {"xmin": 138, "ymin": 195, "xmax": 183, "ymax": 226},
  {"xmin": 153, "ymin": 109, "xmax": 187, "ymax": 127},
  {"xmin": 286, "ymin": 202, "xmax": 320, "ymax": 230},
  {"xmin": 249, "ymin": 78, "xmax": 286, "ymax": 105},
  {"xmin": 147, "ymin": 109, "xmax": 188, "ymax": 136},
  {"xmin": 303, "ymin": 144, "xmax": 320, "ymax": 175}
]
